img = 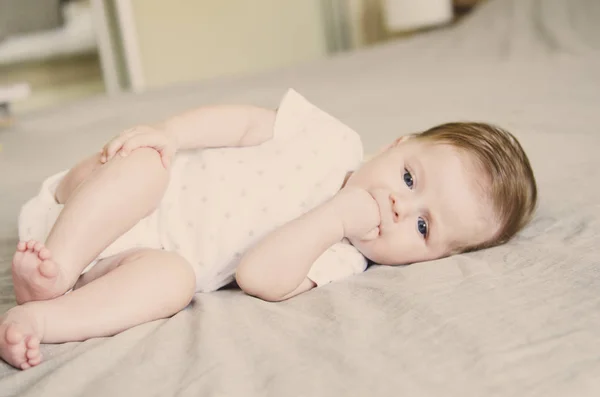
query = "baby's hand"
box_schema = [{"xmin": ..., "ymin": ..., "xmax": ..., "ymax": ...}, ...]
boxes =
[
  {"xmin": 331, "ymin": 187, "xmax": 380, "ymax": 241},
  {"xmin": 100, "ymin": 125, "xmax": 178, "ymax": 168}
]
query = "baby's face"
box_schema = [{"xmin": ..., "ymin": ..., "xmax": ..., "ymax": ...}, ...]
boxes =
[{"xmin": 344, "ymin": 137, "xmax": 499, "ymax": 265}]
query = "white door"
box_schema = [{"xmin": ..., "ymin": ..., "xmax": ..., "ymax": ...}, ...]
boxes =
[{"xmin": 99, "ymin": 0, "xmax": 341, "ymax": 93}]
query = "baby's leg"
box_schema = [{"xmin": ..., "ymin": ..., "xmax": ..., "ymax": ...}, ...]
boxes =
[
  {"xmin": 55, "ymin": 152, "xmax": 106, "ymax": 204},
  {"xmin": 1, "ymin": 248, "xmax": 196, "ymax": 369},
  {"xmin": 12, "ymin": 148, "xmax": 169, "ymax": 304}
]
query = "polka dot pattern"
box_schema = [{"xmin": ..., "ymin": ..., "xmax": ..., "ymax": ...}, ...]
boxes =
[{"xmin": 151, "ymin": 89, "xmax": 366, "ymax": 293}]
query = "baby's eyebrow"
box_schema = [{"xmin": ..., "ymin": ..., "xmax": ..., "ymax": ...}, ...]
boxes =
[
  {"xmin": 411, "ymin": 157, "xmax": 426, "ymax": 191},
  {"xmin": 423, "ymin": 207, "xmax": 436, "ymax": 243},
  {"xmin": 409, "ymin": 156, "xmax": 436, "ymax": 241}
]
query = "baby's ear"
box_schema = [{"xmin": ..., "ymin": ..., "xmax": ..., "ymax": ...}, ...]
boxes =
[
  {"xmin": 382, "ymin": 135, "xmax": 411, "ymax": 151},
  {"xmin": 394, "ymin": 136, "xmax": 411, "ymax": 146}
]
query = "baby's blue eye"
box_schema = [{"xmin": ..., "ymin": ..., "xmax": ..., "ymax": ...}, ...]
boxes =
[
  {"xmin": 403, "ymin": 169, "xmax": 414, "ymax": 189},
  {"xmin": 417, "ymin": 217, "xmax": 428, "ymax": 238}
]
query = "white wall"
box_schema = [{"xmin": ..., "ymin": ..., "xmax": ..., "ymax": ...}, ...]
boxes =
[{"xmin": 127, "ymin": 0, "xmax": 329, "ymax": 89}]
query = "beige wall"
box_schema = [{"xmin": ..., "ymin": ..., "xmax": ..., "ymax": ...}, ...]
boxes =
[{"xmin": 130, "ymin": 0, "xmax": 328, "ymax": 89}]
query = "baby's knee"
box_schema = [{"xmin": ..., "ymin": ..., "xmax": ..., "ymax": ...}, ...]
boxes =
[
  {"xmin": 126, "ymin": 147, "xmax": 166, "ymax": 171},
  {"xmin": 155, "ymin": 251, "xmax": 196, "ymax": 304},
  {"xmin": 55, "ymin": 154, "xmax": 104, "ymax": 203},
  {"xmin": 157, "ymin": 251, "xmax": 196, "ymax": 280},
  {"xmin": 123, "ymin": 147, "xmax": 169, "ymax": 188}
]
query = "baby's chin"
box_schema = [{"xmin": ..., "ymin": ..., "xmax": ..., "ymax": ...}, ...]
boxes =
[
  {"xmin": 346, "ymin": 228, "xmax": 378, "ymax": 251},
  {"xmin": 348, "ymin": 234, "xmax": 392, "ymax": 265},
  {"xmin": 349, "ymin": 237, "xmax": 420, "ymax": 266}
]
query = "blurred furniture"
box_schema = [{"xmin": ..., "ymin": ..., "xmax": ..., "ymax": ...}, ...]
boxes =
[
  {"xmin": 0, "ymin": 1, "xmax": 104, "ymax": 113},
  {"xmin": 383, "ymin": 0, "xmax": 454, "ymax": 32},
  {"xmin": 0, "ymin": 1, "xmax": 97, "ymax": 66},
  {"xmin": 454, "ymin": 0, "xmax": 486, "ymax": 15},
  {"xmin": 0, "ymin": 83, "xmax": 29, "ymax": 126},
  {"xmin": 0, "ymin": 0, "xmax": 352, "ymax": 109},
  {"xmin": 454, "ymin": 0, "xmax": 483, "ymax": 7},
  {"xmin": 345, "ymin": 0, "xmax": 485, "ymax": 48},
  {"xmin": 96, "ymin": 0, "xmax": 330, "ymax": 93},
  {"xmin": 0, "ymin": 0, "xmax": 63, "ymax": 41}
]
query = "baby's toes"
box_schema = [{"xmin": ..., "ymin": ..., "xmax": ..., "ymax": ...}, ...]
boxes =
[
  {"xmin": 28, "ymin": 354, "xmax": 42, "ymax": 366},
  {"xmin": 20, "ymin": 362, "xmax": 31, "ymax": 370},
  {"xmin": 16, "ymin": 241, "xmax": 27, "ymax": 252},
  {"xmin": 26, "ymin": 240, "xmax": 37, "ymax": 251},
  {"xmin": 26, "ymin": 336, "xmax": 39, "ymax": 350},
  {"xmin": 27, "ymin": 347, "xmax": 41, "ymax": 360},
  {"xmin": 33, "ymin": 242, "xmax": 44, "ymax": 253},
  {"xmin": 38, "ymin": 247, "xmax": 51, "ymax": 260},
  {"xmin": 26, "ymin": 345, "xmax": 41, "ymax": 363}
]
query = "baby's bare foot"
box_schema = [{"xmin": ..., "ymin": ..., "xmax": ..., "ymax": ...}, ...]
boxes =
[
  {"xmin": 0, "ymin": 305, "xmax": 44, "ymax": 370},
  {"xmin": 12, "ymin": 240, "xmax": 66, "ymax": 304}
]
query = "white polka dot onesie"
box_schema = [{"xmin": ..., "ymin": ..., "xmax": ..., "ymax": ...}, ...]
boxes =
[{"xmin": 18, "ymin": 89, "xmax": 369, "ymax": 292}]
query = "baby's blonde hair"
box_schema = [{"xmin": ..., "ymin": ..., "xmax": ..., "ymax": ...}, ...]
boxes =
[{"xmin": 414, "ymin": 122, "xmax": 537, "ymax": 252}]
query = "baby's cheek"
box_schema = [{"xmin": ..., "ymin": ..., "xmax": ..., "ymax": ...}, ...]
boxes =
[
  {"xmin": 384, "ymin": 235, "xmax": 431, "ymax": 265},
  {"xmin": 347, "ymin": 239, "xmax": 375, "ymax": 262},
  {"xmin": 361, "ymin": 237, "xmax": 401, "ymax": 265}
]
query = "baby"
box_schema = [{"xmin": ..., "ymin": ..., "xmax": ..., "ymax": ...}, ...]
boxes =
[{"xmin": 0, "ymin": 89, "xmax": 537, "ymax": 370}]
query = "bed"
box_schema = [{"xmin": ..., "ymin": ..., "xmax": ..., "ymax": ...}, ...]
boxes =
[{"xmin": 1, "ymin": 0, "xmax": 599, "ymax": 395}]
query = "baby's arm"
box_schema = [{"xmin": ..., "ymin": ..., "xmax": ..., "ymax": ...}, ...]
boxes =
[
  {"xmin": 161, "ymin": 104, "xmax": 276, "ymax": 150},
  {"xmin": 236, "ymin": 187, "xmax": 380, "ymax": 302},
  {"xmin": 101, "ymin": 105, "xmax": 276, "ymax": 165}
]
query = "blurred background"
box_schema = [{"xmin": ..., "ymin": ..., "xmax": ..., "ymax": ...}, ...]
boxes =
[{"xmin": 0, "ymin": 0, "xmax": 482, "ymax": 117}]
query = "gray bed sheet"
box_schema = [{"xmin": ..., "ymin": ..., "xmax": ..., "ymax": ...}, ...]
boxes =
[{"xmin": 1, "ymin": 0, "xmax": 599, "ymax": 396}]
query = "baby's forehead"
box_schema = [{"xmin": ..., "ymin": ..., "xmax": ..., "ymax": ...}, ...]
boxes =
[
  {"xmin": 420, "ymin": 141, "xmax": 491, "ymax": 189},
  {"xmin": 414, "ymin": 139, "xmax": 476, "ymax": 162},
  {"xmin": 413, "ymin": 142, "xmax": 498, "ymax": 250}
]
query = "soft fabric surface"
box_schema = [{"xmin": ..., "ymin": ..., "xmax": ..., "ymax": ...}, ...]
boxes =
[{"xmin": 1, "ymin": 0, "xmax": 599, "ymax": 395}]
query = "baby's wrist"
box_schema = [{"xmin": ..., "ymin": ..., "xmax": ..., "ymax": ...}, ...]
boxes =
[
  {"xmin": 328, "ymin": 192, "xmax": 358, "ymax": 238},
  {"xmin": 167, "ymin": 130, "xmax": 181, "ymax": 151},
  {"xmin": 160, "ymin": 124, "xmax": 182, "ymax": 151},
  {"xmin": 317, "ymin": 198, "xmax": 348, "ymax": 241},
  {"xmin": 331, "ymin": 187, "xmax": 380, "ymax": 240}
]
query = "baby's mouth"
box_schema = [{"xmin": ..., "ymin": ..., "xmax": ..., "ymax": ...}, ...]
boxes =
[
  {"xmin": 368, "ymin": 190, "xmax": 385, "ymax": 231},
  {"xmin": 360, "ymin": 192, "xmax": 383, "ymax": 242}
]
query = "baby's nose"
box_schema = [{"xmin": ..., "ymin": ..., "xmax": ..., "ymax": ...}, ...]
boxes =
[{"xmin": 390, "ymin": 193, "xmax": 403, "ymax": 222}]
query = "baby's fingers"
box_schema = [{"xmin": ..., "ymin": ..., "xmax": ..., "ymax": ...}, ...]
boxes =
[
  {"xmin": 161, "ymin": 154, "xmax": 170, "ymax": 169},
  {"xmin": 99, "ymin": 144, "xmax": 113, "ymax": 163},
  {"xmin": 119, "ymin": 134, "xmax": 163, "ymax": 157},
  {"xmin": 159, "ymin": 147, "xmax": 176, "ymax": 169},
  {"xmin": 100, "ymin": 128, "xmax": 144, "ymax": 163},
  {"xmin": 103, "ymin": 138, "xmax": 126, "ymax": 162}
]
